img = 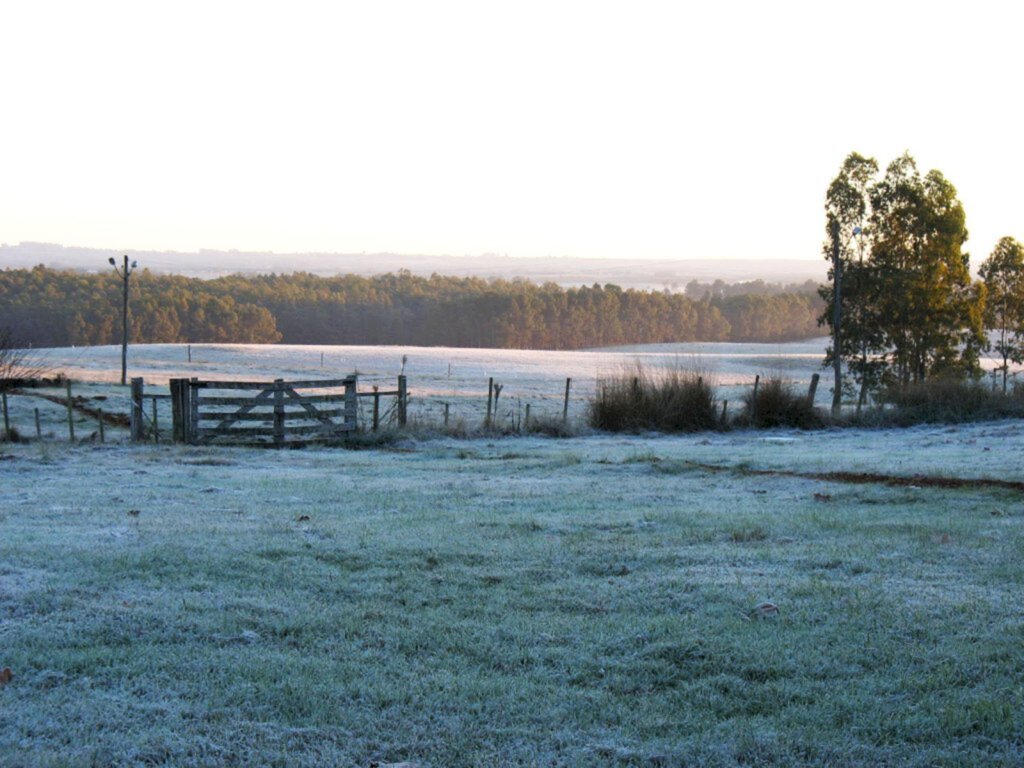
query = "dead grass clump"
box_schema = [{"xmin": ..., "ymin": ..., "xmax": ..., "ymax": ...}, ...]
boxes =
[
  {"xmin": 1, "ymin": 425, "xmax": 25, "ymax": 443},
  {"xmin": 877, "ymin": 377, "xmax": 1024, "ymax": 425},
  {"xmin": 740, "ymin": 377, "xmax": 821, "ymax": 429},
  {"xmin": 728, "ymin": 524, "xmax": 770, "ymax": 543},
  {"xmin": 0, "ymin": 327, "xmax": 52, "ymax": 389},
  {"xmin": 590, "ymin": 365, "xmax": 717, "ymax": 433},
  {"xmin": 523, "ymin": 414, "xmax": 577, "ymax": 437}
]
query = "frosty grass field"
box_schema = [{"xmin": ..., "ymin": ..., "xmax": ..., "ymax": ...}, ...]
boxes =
[{"xmin": 2, "ymin": 342, "xmax": 1023, "ymax": 766}]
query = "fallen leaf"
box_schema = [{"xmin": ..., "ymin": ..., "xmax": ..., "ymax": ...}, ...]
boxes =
[
  {"xmin": 813, "ymin": 493, "xmax": 832, "ymax": 502},
  {"xmin": 127, "ymin": 509, "xmax": 141, "ymax": 517},
  {"xmin": 297, "ymin": 515, "xmax": 311, "ymax": 522},
  {"xmin": 0, "ymin": 668, "xmax": 12, "ymax": 686}
]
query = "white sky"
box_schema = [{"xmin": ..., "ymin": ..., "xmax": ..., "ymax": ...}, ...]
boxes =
[{"xmin": 1, "ymin": 0, "xmax": 1021, "ymax": 263}]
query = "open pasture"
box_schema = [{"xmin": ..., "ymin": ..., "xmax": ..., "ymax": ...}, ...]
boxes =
[
  {"xmin": 12, "ymin": 340, "xmax": 832, "ymax": 437},
  {"xmin": 2, "ymin": 422, "xmax": 1023, "ymax": 766}
]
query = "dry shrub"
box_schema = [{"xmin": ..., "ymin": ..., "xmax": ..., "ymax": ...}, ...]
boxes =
[
  {"xmin": 524, "ymin": 414, "xmax": 577, "ymax": 437},
  {"xmin": 878, "ymin": 377, "xmax": 1024, "ymax": 424},
  {"xmin": 590, "ymin": 364, "xmax": 717, "ymax": 433},
  {"xmin": 1, "ymin": 328, "xmax": 51, "ymax": 390},
  {"xmin": 741, "ymin": 376, "xmax": 821, "ymax": 429}
]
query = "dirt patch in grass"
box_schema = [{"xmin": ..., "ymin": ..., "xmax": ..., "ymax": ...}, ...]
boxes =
[
  {"xmin": 812, "ymin": 470, "xmax": 1024, "ymax": 492},
  {"xmin": 678, "ymin": 460, "xmax": 1024, "ymax": 493}
]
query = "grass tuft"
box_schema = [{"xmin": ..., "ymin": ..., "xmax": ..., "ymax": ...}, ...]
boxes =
[
  {"xmin": 740, "ymin": 376, "xmax": 821, "ymax": 429},
  {"xmin": 876, "ymin": 377, "xmax": 1024, "ymax": 425},
  {"xmin": 590, "ymin": 364, "xmax": 718, "ymax": 433},
  {"xmin": 523, "ymin": 414, "xmax": 578, "ymax": 437}
]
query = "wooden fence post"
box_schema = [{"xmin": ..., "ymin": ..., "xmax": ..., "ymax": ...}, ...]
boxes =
[
  {"xmin": 486, "ymin": 377, "xmax": 494, "ymax": 429},
  {"xmin": 720, "ymin": 400, "xmax": 728, "ymax": 427},
  {"xmin": 524, "ymin": 403, "xmax": 531, "ymax": 431},
  {"xmin": 372, "ymin": 386, "xmax": 380, "ymax": 432},
  {"xmin": 397, "ymin": 375, "xmax": 408, "ymax": 428},
  {"xmin": 444, "ymin": 403, "xmax": 450, "ymax": 428},
  {"xmin": 273, "ymin": 379, "xmax": 285, "ymax": 447},
  {"xmin": 170, "ymin": 379, "xmax": 184, "ymax": 443},
  {"xmin": 344, "ymin": 376, "xmax": 358, "ymax": 434},
  {"xmin": 98, "ymin": 409, "xmax": 105, "ymax": 443},
  {"xmin": 34, "ymin": 408, "xmax": 41, "ymax": 440},
  {"xmin": 751, "ymin": 374, "xmax": 760, "ymax": 425},
  {"xmin": 563, "ymin": 378, "xmax": 572, "ymax": 423},
  {"xmin": 152, "ymin": 397, "xmax": 159, "ymax": 444},
  {"xmin": 493, "ymin": 383, "xmax": 503, "ymax": 428},
  {"xmin": 856, "ymin": 377, "xmax": 869, "ymax": 417},
  {"xmin": 1, "ymin": 391, "xmax": 9, "ymax": 441},
  {"xmin": 130, "ymin": 378, "xmax": 145, "ymax": 442},
  {"xmin": 65, "ymin": 379, "xmax": 75, "ymax": 441},
  {"xmin": 807, "ymin": 373, "xmax": 820, "ymax": 407},
  {"xmin": 187, "ymin": 344, "xmax": 192, "ymax": 363},
  {"xmin": 189, "ymin": 378, "xmax": 199, "ymax": 445}
]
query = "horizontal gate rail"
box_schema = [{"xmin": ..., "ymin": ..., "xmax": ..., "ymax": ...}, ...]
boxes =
[
  {"xmin": 171, "ymin": 376, "xmax": 358, "ymax": 446},
  {"xmin": 189, "ymin": 378, "xmax": 353, "ymax": 390}
]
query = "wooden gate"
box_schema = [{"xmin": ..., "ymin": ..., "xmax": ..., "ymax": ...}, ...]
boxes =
[{"xmin": 170, "ymin": 377, "xmax": 357, "ymax": 446}]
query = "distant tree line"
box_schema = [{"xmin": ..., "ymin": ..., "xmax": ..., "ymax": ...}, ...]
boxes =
[
  {"xmin": 0, "ymin": 266, "xmax": 825, "ymax": 350},
  {"xmin": 684, "ymin": 278, "xmax": 821, "ymax": 299},
  {"xmin": 822, "ymin": 151, "xmax": 1024, "ymax": 403}
]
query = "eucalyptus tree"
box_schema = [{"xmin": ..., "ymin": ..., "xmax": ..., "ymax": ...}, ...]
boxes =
[
  {"xmin": 821, "ymin": 152, "xmax": 879, "ymax": 414},
  {"xmin": 979, "ymin": 236, "xmax": 1024, "ymax": 392},
  {"xmin": 867, "ymin": 153, "xmax": 982, "ymax": 385}
]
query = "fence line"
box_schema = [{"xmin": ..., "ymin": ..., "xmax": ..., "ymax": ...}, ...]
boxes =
[{"xmin": 2, "ymin": 370, "xmax": 849, "ymax": 445}]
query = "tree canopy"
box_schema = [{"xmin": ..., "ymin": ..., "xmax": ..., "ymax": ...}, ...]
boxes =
[
  {"xmin": 979, "ymin": 236, "xmax": 1024, "ymax": 392},
  {"xmin": 821, "ymin": 151, "xmax": 989, "ymax": 402}
]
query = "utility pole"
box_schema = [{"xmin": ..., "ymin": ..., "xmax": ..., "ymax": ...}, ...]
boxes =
[{"xmin": 109, "ymin": 255, "xmax": 138, "ymax": 386}]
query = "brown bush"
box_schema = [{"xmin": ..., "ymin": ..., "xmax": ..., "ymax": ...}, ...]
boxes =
[{"xmin": 590, "ymin": 365, "xmax": 718, "ymax": 433}]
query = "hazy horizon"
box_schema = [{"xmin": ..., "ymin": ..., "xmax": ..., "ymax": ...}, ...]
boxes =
[
  {"xmin": 0, "ymin": 241, "xmax": 825, "ymax": 290},
  {"xmin": 2, "ymin": 2, "xmax": 1021, "ymax": 264}
]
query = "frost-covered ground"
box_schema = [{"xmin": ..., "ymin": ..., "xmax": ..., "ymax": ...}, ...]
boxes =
[{"xmin": 1, "ymin": 424, "xmax": 1023, "ymax": 766}]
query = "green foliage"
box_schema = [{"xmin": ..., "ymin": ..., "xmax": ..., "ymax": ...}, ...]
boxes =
[
  {"xmin": 979, "ymin": 236, "xmax": 1024, "ymax": 392},
  {"xmin": 822, "ymin": 152, "xmax": 983, "ymax": 403},
  {"xmin": 821, "ymin": 153, "xmax": 884, "ymax": 408},
  {"xmin": 0, "ymin": 267, "xmax": 825, "ymax": 350},
  {"xmin": 0, "ymin": 267, "xmax": 282, "ymax": 346},
  {"xmin": 590, "ymin": 365, "xmax": 718, "ymax": 432},
  {"xmin": 870, "ymin": 155, "xmax": 981, "ymax": 384}
]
